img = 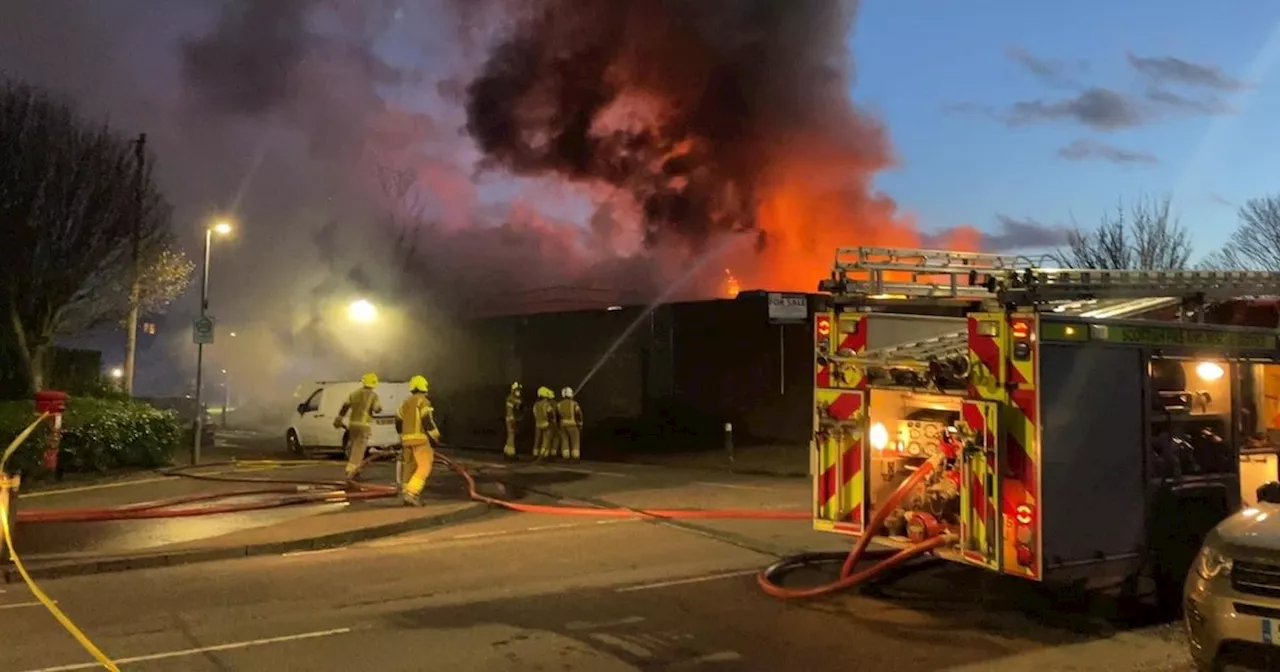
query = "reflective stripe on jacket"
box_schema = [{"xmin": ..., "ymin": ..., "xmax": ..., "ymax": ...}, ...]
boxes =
[
  {"xmin": 556, "ymin": 399, "xmax": 582, "ymax": 427},
  {"xmin": 532, "ymin": 399, "xmax": 554, "ymax": 429},
  {"xmin": 346, "ymin": 388, "xmax": 381, "ymax": 427},
  {"xmin": 397, "ymin": 394, "xmax": 439, "ymax": 442}
]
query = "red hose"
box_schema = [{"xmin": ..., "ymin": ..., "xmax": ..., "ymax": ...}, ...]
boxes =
[
  {"xmin": 17, "ymin": 455, "xmax": 398, "ymax": 523},
  {"xmin": 17, "ymin": 450, "xmax": 929, "ymax": 601},
  {"xmin": 756, "ymin": 455, "xmax": 949, "ymax": 599}
]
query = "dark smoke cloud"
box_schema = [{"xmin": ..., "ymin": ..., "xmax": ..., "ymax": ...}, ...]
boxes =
[
  {"xmin": 179, "ymin": 0, "xmax": 424, "ymax": 160},
  {"xmin": 463, "ymin": 0, "xmax": 862, "ymax": 252}
]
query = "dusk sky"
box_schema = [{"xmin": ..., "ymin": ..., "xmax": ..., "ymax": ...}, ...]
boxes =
[
  {"xmin": 853, "ymin": 0, "xmax": 1280, "ymax": 253},
  {"xmin": 2, "ymin": 0, "xmax": 1277, "ymax": 393}
]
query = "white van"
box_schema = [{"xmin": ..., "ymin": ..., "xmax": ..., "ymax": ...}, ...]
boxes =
[{"xmin": 286, "ymin": 380, "xmax": 412, "ymax": 460}]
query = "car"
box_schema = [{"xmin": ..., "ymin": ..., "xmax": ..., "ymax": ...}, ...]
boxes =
[
  {"xmin": 285, "ymin": 380, "xmax": 411, "ymax": 461},
  {"xmin": 1185, "ymin": 481, "xmax": 1280, "ymax": 671}
]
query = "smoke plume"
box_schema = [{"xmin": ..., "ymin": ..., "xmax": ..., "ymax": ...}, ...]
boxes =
[{"xmin": 463, "ymin": 0, "xmax": 929, "ymax": 293}]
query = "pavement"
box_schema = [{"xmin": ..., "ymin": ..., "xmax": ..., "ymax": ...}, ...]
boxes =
[
  {"xmin": 0, "ymin": 429, "xmax": 1203, "ymax": 671},
  {"xmin": 6, "ymin": 432, "xmax": 486, "ymax": 578}
]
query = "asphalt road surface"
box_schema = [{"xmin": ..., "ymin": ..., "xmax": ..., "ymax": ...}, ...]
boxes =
[{"xmin": 3, "ymin": 462, "xmax": 1199, "ymax": 672}]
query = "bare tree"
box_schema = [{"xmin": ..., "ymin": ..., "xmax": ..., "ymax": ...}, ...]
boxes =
[
  {"xmin": 0, "ymin": 79, "xmax": 175, "ymax": 393},
  {"xmin": 1200, "ymin": 195, "xmax": 1280, "ymax": 270},
  {"xmin": 1056, "ymin": 195, "xmax": 1192, "ymax": 269}
]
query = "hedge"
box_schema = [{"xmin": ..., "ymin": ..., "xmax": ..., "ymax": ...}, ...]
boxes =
[{"xmin": 0, "ymin": 397, "xmax": 181, "ymax": 479}]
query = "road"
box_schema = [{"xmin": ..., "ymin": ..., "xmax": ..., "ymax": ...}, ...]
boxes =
[{"xmin": 1, "ymin": 457, "xmax": 1198, "ymax": 672}]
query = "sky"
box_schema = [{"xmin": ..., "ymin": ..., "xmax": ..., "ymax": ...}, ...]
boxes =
[
  {"xmin": 852, "ymin": 1, "xmax": 1280, "ymax": 252},
  {"xmin": 1, "ymin": 0, "xmax": 1278, "ymax": 395}
]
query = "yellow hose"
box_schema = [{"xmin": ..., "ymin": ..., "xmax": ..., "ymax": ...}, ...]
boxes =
[{"xmin": 2, "ymin": 411, "xmax": 119, "ymax": 671}]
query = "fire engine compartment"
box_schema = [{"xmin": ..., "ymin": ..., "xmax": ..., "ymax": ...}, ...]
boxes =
[{"xmin": 866, "ymin": 391, "xmax": 965, "ymax": 553}]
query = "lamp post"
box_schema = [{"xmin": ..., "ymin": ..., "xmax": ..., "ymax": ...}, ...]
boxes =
[
  {"xmin": 220, "ymin": 368, "xmax": 231, "ymax": 429},
  {"xmin": 192, "ymin": 220, "xmax": 232, "ymax": 465}
]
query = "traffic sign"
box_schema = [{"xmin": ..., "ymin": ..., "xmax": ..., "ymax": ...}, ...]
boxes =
[{"xmin": 193, "ymin": 315, "xmax": 215, "ymax": 345}]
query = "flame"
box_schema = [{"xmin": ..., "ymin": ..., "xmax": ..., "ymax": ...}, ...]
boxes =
[{"xmin": 722, "ymin": 268, "xmax": 741, "ymax": 298}]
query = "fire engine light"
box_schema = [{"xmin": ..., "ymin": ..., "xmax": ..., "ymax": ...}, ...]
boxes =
[
  {"xmin": 1015, "ymin": 504, "xmax": 1034, "ymax": 526},
  {"xmin": 1196, "ymin": 361, "xmax": 1224, "ymax": 382},
  {"xmin": 869, "ymin": 422, "xmax": 889, "ymax": 451}
]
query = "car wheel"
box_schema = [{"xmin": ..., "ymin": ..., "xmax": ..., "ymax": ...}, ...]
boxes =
[
  {"xmin": 286, "ymin": 429, "xmax": 304, "ymax": 456},
  {"xmin": 342, "ymin": 431, "xmax": 352, "ymax": 461}
]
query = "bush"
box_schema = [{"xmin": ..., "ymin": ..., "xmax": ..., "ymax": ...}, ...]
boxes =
[{"xmin": 0, "ymin": 397, "xmax": 181, "ymax": 479}]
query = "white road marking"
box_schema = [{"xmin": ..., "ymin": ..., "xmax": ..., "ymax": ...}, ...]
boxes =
[
  {"xmin": 22, "ymin": 476, "xmax": 172, "ymax": 498},
  {"xmin": 282, "ymin": 547, "xmax": 346, "ymax": 558},
  {"xmin": 695, "ymin": 481, "xmax": 780, "ymax": 491},
  {"xmin": 686, "ymin": 651, "xmax": 744, "ymax": 664},
  {"xmin": 0, "ymin": 600, "xmax": 49, "ymax": 611},
  {"xmin": 368, "ymin": 517, "xmax": 639, "ymax": 548},
  {"xmin": 565, "ymin": 616, "xmax": 646, "ymax": 631},
  {"xmin": 22, "ymin": 627, "xmax": 353, "ymax": 672},
  {"xmin": 588, "ymin": 633, "xmax": 653, "ymax": 658},
  {"xmin": 555, "ymin": 467, "xmax": 630, "ymax": 478},
  {"xmin": 614, "ymin": 569, "xmax": 758, "ymax": 593}
]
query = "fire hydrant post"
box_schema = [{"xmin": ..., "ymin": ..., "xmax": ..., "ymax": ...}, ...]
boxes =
[
  {"xmin": 724, "ymin": 422, "xmax": 734, "ymax": 465},
  {"xmin": 34, "ymin": 390, "xmax": 69, "ymax": 480}
]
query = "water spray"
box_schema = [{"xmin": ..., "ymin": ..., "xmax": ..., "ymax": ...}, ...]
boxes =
[{"xmin": 575, "ymin": 235, "xmax": 749, "ymax": 393}]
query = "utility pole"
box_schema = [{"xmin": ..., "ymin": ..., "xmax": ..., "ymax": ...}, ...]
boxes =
[{"xmin": 123, "ymin": 133, "xmax": 146, "ymax": 396}]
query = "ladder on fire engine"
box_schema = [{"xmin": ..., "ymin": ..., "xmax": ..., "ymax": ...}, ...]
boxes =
[
  {"xmin": 821, "ymin": 246, "xmax": 1280, "ymax": 389},
  {"xmin": 823, "ymin": 246, "xmax": 1280, "ymax": 305}
]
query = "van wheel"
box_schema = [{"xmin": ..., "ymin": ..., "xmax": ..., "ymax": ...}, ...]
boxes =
[
  {"xmin": 342, "ymin": 432, "xmax": 352, "ymax": 461},
  {"xmin": 286, "ymin": 430, "xmax": 304, "ymax": 456}
]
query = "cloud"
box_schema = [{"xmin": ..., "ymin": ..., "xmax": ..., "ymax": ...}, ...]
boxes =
[
  {"xmin": 1005, "ymin": 87, "xmax": 1146, "ymax": 130},
  {"xmin": 945, "ymin": 49, "xmax": 1245, "ymax": 131},
  {"xmin": 923, "ymin": 215, "xmax": 1070, "ymax": 252},
  {"xmin": 1144, "ymin": 87, "xmax": 1232, "ymax": 116},
  {"xmin": 1057, "ymin": 138, "xmax": 1158, "ymax": 165},
  {"xmin": 1006, "ymin": 46, "xmax": 1088, "ymax": 88},
  {"xmin": 1127, "ymin": 53, "xmax": 1248, "ymax": 91},
  {"xmin": 1208, "ymin": 192, "xmax": 1237, "ymax": 208}
]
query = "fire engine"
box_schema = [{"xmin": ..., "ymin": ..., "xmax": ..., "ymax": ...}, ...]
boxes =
[{"xmin": 810, "ymin": 246, "xmax": 1280, "ymax": 611}]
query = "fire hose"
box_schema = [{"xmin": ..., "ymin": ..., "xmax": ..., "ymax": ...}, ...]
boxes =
[{"xmin": 2, "ymin": 422, "xmax": 948, "ymax": 670}]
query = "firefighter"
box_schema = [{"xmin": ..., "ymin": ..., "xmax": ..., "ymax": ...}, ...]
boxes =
[
  {"xmin": 532, "ymin": 386, "xmax": 557, "ymax": 458},
  {"xmin": 557, "ymin": 387, "xmax": 583, "ymax": 460},
  {"xmin": 396, "ymin": 375, "xmax": 441, "ymax": 506},
  {"xmin": 335, "ymin": 372, "xmax": 382, "ymax": 481},
  {"xmin": 504, "ymin": 382, "xmax": 523, "ymax": 459}
]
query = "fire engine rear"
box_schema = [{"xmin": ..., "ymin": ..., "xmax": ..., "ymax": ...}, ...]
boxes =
[{"xmin": 810, "ymin": 247, "xmax": 1280, "ymax": 612}]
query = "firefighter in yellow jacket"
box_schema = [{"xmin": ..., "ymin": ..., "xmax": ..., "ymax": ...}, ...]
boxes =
[
  {"xmin": 532, "ymin": 386, "xmax": 557, "ymax": 458},
  {"xmin": 557, "ymin": 387, "xmax": 583, "ymax": 460},
  {"xmin": 396, "ymin": 375, "xmax": 441, "ymax": 506},
  {"xmin": 335, "ymin": 372, "xmax": 382, "ymax": 481},
  {"xmin": 504, "ymin": 382, "xmax": 523, "ymax": 458}
]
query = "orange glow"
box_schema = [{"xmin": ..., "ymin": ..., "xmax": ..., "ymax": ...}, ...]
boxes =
[
  {"xmin": 722, "ymin": 123, "xmax": 984, "ymax": 294},
  {"xmin": 722, "ymin": 268, "xmax": 741, "ymax": 298}
]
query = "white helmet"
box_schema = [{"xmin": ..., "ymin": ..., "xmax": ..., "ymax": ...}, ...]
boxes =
[{"xmin": 561, "ymin": 387, "xmax": 573, "ymax": 398}]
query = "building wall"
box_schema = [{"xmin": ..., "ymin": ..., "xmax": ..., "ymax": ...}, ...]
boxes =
[{"xmin": 437, "ymin": 293, "xmax": 818, "ymax": 453}]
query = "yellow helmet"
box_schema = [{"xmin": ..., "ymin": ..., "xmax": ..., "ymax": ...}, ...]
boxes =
[
  {"xmin": 409, "ymin": 375, "xmax": 428, "ymax": 393},
  {"xmin": 537, "ymin": 386, "xmax": 554, "ymax": 399},
  {"xmin": 360, "ymin": 372, "xmax": 378, "ymax": 388}
]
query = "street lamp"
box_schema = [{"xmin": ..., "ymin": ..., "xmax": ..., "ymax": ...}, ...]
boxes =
[
  {"xmin": 348, "ymin": 299, "xmax": 377, "ymax": 324},
  {"xmin": 192, "ymin": 219, "xmax": 234, "ymax": 465},
  {"xmin": 220, "ymin": 368, "xmax": 231, "ymax": 429},
  {"xmin": 109, "ymin": 367, "xmax": 123, "ymax": 380}
]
